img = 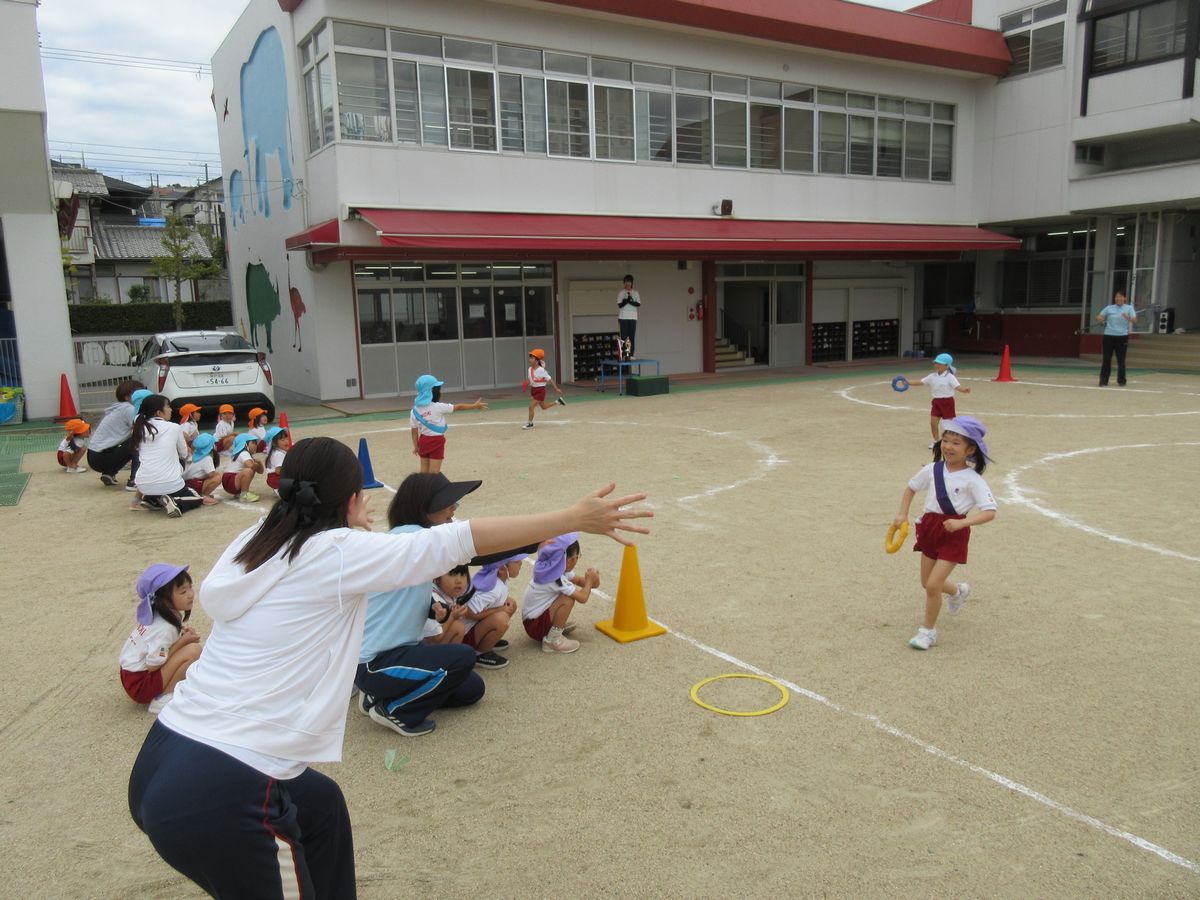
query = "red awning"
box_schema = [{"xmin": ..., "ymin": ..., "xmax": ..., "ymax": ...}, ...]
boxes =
[
  {"xmin": 284, "ymin": 217, "xmax": 340, "ymax": 250},
  {"xmin": 347, "ymin": 209, "xmax": 1018, "ymax": 258}
]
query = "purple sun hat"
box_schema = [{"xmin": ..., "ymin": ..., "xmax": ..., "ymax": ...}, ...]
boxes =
[
  {"xmin": 471, "ymin": 553, "xmax": 526, "ymax": 593},
  {"xmin": 135, "ymin": 563, "xmax": 189, "ymax": 626},
  {"xmin": 941, "ymin": 416, "xmax": 992, "ymax": 462},
  {"xmin": 533, "ymin": 533, "xmax": 579, "ymax": 584}
]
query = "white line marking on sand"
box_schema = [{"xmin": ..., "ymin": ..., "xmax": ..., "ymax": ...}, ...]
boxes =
[
  {"xmin": 836, "ymin": 382, "xmax": 1200, "ymax": 418},
  {"xmin": 1001, "ymin": 442, "xmax": 1200, "ymax": 562},
  {"xmin": 583, "ymin": 584, "xmax": 1199, "ymax": 875}
]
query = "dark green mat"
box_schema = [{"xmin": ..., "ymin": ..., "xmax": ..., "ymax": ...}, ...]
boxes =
[
  {"xmin": 0, "ymin": 433, "xmax": 60, "ymax": 456},
  {"xmin": 0, "ymin": 473, "xmax": 31, "ymax": 507}
]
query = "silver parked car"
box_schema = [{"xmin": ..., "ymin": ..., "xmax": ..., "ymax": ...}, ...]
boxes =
[{"xmin": 134, "ymin": 331, "xmax": 274, "ymax": 419}]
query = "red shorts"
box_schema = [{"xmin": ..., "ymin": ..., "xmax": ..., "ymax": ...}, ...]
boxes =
[
  {"xmin": 913, "ymin": 513, "xmax": 971, "ymax": 564},
  {"xmin": 267, "ymin": 471, "xmax": 280, "ymax": 490},
  {"xmin": 57, "ymin": 450, "xmax": 69, "ymax": 467},
  {"xmin": 930, "ymin": 397, "xmax": 956, "ymax": 420},
  {"xmin": 462, "ymin": 626, "xmax": 481, "ymax": 650},
  {"xmin": 121, "ymin": 668, "xmax": 164, "ymax": 704},
  {"xmin": 417, "ymin": 434, "xmax": 446, "ymax": 460},
  {"xmin": 522, "ymin": 610, "xmax": 554, "ymax": 641},
  {"xmin": 185, "ymin": 477, "xmax": 206, "ymax": 494},
  {"xmin": 531, "ymin": 387, "xmax": 547, "ymax": 402},
  {"xmin": 221, "ymin": 471, "xmax": 242, "ymax": 495}
]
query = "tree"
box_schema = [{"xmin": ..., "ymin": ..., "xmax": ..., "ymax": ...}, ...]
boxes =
[{"xmin": 149, "ymin": 216, "xmax": 220, "ymax": 330}]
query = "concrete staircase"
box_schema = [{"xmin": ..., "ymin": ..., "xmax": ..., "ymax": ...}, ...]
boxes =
[
  {"xmin": 715, "ymin": 336, "xmax": 756, "ymax": 369},
  {"xmin": 1079, "ymin": 333, "xmax": 1200, "ymax": 373}
]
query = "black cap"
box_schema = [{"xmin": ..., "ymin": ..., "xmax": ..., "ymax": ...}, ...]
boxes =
[{"xmin": 427, "ymin": 472, "xmax": 482, "ymax": 513}]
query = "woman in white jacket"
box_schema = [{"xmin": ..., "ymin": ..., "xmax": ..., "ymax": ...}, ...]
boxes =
[
  {"xmin": 131, "ymin": 394, "xmax": 204, "ymax": 517},
  {"xmin": 128, "ymin": 436, "xmax": 649, "ymax": 897}
]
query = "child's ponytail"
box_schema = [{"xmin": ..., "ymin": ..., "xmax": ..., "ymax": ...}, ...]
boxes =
[{"xmin": 131, "ymin": 394, "xmax": 169, "ymax": 450}]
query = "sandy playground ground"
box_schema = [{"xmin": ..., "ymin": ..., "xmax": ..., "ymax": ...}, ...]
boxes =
[{"xmin": 1, "ymin": 360, "xmax": 1197, "ymax": 898}]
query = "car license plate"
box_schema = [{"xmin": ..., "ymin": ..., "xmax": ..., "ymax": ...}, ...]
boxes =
[{"xmin": 206, "ymin": 375, "xmax": 231, "ymax": 386}]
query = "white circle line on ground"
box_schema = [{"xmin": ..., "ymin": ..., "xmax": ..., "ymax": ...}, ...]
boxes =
[
  {"xmin": 578, "ymin": 581, "xmax": 1200, "ymax": 875},
  {"xmin": 1000, "ymin": 442, "xmax": 1200, "ymax": 563},
  {"xmin": 836, "ymin": 383, "xmax": 1200, "ymax": 418}
]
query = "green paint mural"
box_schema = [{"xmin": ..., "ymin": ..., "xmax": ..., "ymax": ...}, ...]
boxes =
[{"xmin": 245, "ymin": 262, "xmax": 281, "ymax": 353}]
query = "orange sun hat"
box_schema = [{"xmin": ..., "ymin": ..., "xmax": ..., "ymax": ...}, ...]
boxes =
[
  {"xmin": 219, "ymin": 403, "xmax": 234, "ymax": 415},
  {"xmin": 528, "ymin": 348, "xmax": 545, "ymax": 360},
  {"xmin": 64, "ymin": 418, "xmax": 90, "ymax": 435},
  {"xmin": 247, "ymin": 407, "xmax": 267, "ymax": 423},
  {"xmin": 178, "ymin": 403, "xmax": 201, "ymax": 422}
]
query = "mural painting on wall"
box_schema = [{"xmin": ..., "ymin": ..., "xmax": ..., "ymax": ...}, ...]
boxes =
[
  {"xmin": 287, "ymin": 254, "xmax": 306, "ymax": 351},
  {"xmin": 224, "ymin": 26, "xmax": 299, "ymax": 353},
  {"xmin": 246, "ymin": 262, "xmax": 281, "ymax": 354}
]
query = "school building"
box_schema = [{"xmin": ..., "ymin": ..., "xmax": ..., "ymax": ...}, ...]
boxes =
[{"xmin": 212, "ymin": 0, "xmax": 1200, "ymax": 403}]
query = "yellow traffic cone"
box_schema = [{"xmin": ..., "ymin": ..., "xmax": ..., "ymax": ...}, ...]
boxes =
[{"xmin": 595, "ymin": 544, "xmax": 666, "ymax": 643}]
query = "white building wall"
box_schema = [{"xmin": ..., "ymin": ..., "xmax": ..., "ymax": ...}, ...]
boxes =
[{"xmin": 0, "ymin": 0, "xmax": 78, "ymax": 419}]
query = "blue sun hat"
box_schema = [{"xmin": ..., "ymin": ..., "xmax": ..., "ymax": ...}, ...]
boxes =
[
  {"xmin": 230, "ymin": 432, "xmax": 255, "ymax": 457},
  {"xmin": 414, "ymin": 374, "xmax": 444, "ymax": 406},
  {"xmin": 933, "ymin": 352, "xmax": 955, "ymax": 373},
  {"xmin": 533, "ymin": 533, "xmax": 579, "ymax": 585},
  {"xmin": 136, "ymin": 563, "xmax": 189, "ymax": 626},
  {"xmin": 131, "ymin": 389, "xmax": 153, "ymax": 412},
  {"xmin": 264, "ymin": 425, "xmax": 287, "ymax": 447},
  {"xmin": 941, "ymin": 416, "xmax": 992, "ymax": 462},
  {"xmin": 191, "ymin": 432, "xmax": 215, "ymax": 461}
]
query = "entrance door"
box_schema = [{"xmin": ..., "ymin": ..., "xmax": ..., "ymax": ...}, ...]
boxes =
[
  {"xmin": 722, "ymin": 280, "xmax": 770, "ymax": 364},
  {"xmin": 770, "ymin": 281, "xmax": 805, "ymax": 366}
]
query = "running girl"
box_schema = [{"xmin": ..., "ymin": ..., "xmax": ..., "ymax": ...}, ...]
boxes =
[
  {"xmin": 523, "ymin": 348, "xmax": 565, "ymax": 429},
  {"xmin": 920, "ymin": 353, "xmax": 971, "ymax": 443},
  {"xmin": 409, "ymin": 374, "xmax": 488, "ymax": 474}
]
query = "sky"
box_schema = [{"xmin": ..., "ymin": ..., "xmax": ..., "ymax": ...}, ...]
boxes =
[{"xmin": 36, "ymin": 0, "xmax": 919, "ymax": 188}]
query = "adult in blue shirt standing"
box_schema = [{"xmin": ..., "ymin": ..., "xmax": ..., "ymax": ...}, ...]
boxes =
[{"xmin": 1096, "ymin": 291, "xmax": 1137, "ymax": 387}]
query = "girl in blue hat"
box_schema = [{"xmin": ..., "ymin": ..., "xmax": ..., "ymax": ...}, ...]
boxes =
[
  {"xmin": 893, "ymin": 416, "xmax": 997, "ymax": 651},
  {"xmin": 409, "ymin": 373, "xmax": 488, "ymax": 474},
  {"xmin": 182, "ymin": 432, "xmax": 222, "ymax": 505},
  {"xmin": 119, "ymin": 563, "xmax": 202, "ymax": 715},
  {"xmin": 263, "ymin": 425, "xmax": 291, "ymax": 493},
  {"xmin": 920, "ymin": 353, "xmax": 971, "ymax": 443},
  {"xmin": 221, "ymin": 432, "xmax": 264, "ymax": 503}
]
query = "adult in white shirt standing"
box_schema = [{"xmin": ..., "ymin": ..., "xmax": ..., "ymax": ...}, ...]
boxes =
[
  {"xmin": 1095, "ymin": 290, "xmax": 1137, "ymax": 387},
  {"xmin": 616, "ymin": 273, "xmax": 642, "ymax": 357},
  {"xmin": 128, "ymin": 435, "xmax": 651, "ymax": 898}
]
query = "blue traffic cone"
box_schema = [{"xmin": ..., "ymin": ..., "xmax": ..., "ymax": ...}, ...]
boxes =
[{"xmin": 357, "ymin": 437, "xmax": 384, "ymax": 489}]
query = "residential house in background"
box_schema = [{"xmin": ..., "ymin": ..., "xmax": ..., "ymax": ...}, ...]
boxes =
[{"xmin": 54, "ymin": 162, "xmax": 225, "ymax": 304}]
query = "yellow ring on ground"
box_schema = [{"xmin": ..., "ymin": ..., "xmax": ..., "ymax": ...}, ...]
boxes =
[
  {"xmin": 690, "ymin": 673, "xmax": 790, "ymax": 717},
  {"xmin": 886, "ymin": 521, "xmax": 909, "ymax": 554}
]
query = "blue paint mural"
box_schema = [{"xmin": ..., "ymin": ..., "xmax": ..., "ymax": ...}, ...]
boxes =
[
  {"xmin": 239, "ymin": 27, "xmax": 293, "ymax": 218},
  {"xmin": 228, "ymin": 169, "xmax": 246, "ymax": 227}
]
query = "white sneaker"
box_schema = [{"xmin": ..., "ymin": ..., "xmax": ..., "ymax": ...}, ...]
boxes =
[
  {"xmin": 67, "ymin": 466, "xmax": 87, "ymax": 474},
  {"xmin": 946, "ymin": 583, "xmax": 971, "ymax": 615},
  {"xmin": 147, "ymin": 692, "xmax": 173, "ymax": 715},
  {"xmin": 909, "ymin": 627, "xmax": 938, "ymax": 650},
  {"xmin": 542, "ymin": 635, "xmax": 580, "ymax": 654},
  {"xmin": 161, "ymin": 495, "xmax": 182, "ymax": 518},
  {"xmin": 522, "ymin": 422, "xmax": 534, "ymax": 429}
]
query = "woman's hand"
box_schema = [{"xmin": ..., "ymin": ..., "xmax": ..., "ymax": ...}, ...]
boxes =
[{"xmin": 570, "ymin": 484, "xmax": 652, "ymax": 545}]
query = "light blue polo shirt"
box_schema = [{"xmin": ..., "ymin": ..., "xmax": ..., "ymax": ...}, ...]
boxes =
[
  {"xmin": 359, "ymin": 523, "xmax": 434, "ymax": 661},
  {"xmin": 1099, "ymin": 304, "xmax": 1136, "ymax": 336}
]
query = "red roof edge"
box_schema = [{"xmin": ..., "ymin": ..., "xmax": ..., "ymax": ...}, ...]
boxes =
[
  {"xmin": 907, "ymin": 0, "xmax": 974, "ymax": 25},
  {"xmin": 539, "ymin": 0, "xmax": 1009, "ymax": 76},
  {"xmin": 285, "ymin": 217, "xmax": 340, "ymax": 250},
  {"xmin": 277, "ymin": 0, "xmax": 302, "ymax": 11}
]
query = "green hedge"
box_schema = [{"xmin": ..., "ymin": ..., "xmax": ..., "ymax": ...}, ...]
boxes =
[{"xmin": 69, "ymin": 300, "xmax": 234, "ymax": 335}]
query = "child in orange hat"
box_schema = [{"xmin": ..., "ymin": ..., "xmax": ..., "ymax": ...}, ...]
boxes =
[
  {"xmin": 214, "ymin": 404, "xmax": 236, "ymax": 460},
  {"xmin": 523, "ymin": 348, "xmax": 565, "ymax": 429},
  {"xmin": 178, "ymin": 404, "xmax": 202, "ymax": 447},
  {"xmin": 58, "ymin": 419, "xmax": 90, "ymax": 472},
  {"xmin": 247, "ymin": 407, "xmax": 270, "ymax": 453}
]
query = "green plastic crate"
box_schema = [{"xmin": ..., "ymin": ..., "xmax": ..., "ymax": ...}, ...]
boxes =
[{"xmin": 626, "ymin": 375, "xmax": 669, "ymax": 396}]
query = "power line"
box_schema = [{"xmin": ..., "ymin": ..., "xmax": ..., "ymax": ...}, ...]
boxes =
[
  {"xmin": 41, "ymin": 46, "xmax": 212, "ymax": 75},
  {"xmin": 49, "ymin": 141, "xmax": 221, "ymax": 157}
]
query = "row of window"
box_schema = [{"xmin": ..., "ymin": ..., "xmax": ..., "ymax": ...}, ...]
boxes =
[
  {"xmin": 357, "ymin": 284, "xmax": 553, "ymax": 345},
  {"xmin": 302, "ymin": 21, "xmax": 956, "ymax": 182},
  {"xmin": 1091, "ymin": 0, "xmax": 1189, "ymax": 72}
]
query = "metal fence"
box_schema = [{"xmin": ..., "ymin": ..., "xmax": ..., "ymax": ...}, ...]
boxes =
[
  {"xmin": 72, "ymin": 333, "xmax": 150, "ymax": 410},
  {"xmin": 0, "ymin": 337, "xmax": 20, "ymax": 387}
]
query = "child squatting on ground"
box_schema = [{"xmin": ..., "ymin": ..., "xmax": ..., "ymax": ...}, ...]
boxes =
[
  {"xmin": 58, "ymin": 419, "xmax": 90, "ymax": 472},
  {"xmin": 119, "ymin": 564, "xmax": 203, "ymax": 715},
  {"xmin": 223, "ymin": 433, "xmax": 264, "ymax": 502},
  {"xmin": 409, "ymin": 373, "xmax": 488, "ymax": 474},
  {"xmin": 894, "ymin": 416, "xmax": 997, "ymax": 650},
  {"xmin": 921, "ymin": 353, "xmax": 971, "ymax": 443},
  {"xmin": 524, "ymin": 348, "xmax": 565, "ymax": 428},
  {"xmin": 521, "ymin": 533, "xmax": 600, "ymax": 654},
  {"xmin": 460, "ymin": 554, "xmax": 525, "ymax": 669},
  {"xmin": 181, "ymin": 433, "xmax": 223, "ymax": 505},
  {"xmin": 427, "ymin": 565, "xmax": 471, "ymax": 645}
]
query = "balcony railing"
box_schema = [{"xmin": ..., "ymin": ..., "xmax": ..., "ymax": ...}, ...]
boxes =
[{"xmin": 64, "ymin": 226, "xmax": 91, "ymax": 253}]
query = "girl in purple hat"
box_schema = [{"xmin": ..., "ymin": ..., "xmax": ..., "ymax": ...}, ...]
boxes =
[
  {"xmin": 893, "ymin": 416, "xmax": 997, "ymax": 651},
  {"xmin": 119, "ymin": 564, "xmax": 202, "ymax": 714},
  {"xmin": 460, "ymin": 554, "xmax": 525, "ymax": 668},
  {"xmin": 521, "ymin": 534, "xmax": 601, "ymax": 654}
]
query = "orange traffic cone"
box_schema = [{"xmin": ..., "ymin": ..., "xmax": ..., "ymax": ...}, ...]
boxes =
[
  {"xmin": 279, "ymin": 411, "xmax": 289, "ymax": 435},
  {"xmin": 992, "ymin": 344, "xmax": 1017, "ymax": 383},
  {"xmin": 595, "ymin": 544, "xmax": 666, "ymax": 643},
  {"xmin": 54, "ymin": 373, "xmax": 79, "ymax": 421}
]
